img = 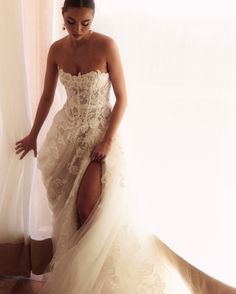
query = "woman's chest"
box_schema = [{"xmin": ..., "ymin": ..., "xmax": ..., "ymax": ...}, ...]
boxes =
[{"xmin": 57, "ymin": 45, "xmax": 107, "ymax": 74}]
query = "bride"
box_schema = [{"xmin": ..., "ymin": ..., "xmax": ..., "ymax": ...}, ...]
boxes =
[{"xmin": 15, "ymin": 1, "xmax": 236, "ymax": 293}]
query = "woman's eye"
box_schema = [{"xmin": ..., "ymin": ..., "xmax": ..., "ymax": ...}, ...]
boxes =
[{"xmin": 66, "ymin": 20, "xmax": 89, "ymax": 26}]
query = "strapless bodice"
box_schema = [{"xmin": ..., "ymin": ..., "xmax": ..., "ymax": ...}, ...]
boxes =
[
  {"xmin": 50, "ymin": 68, "xmax": 113, "ymax": 140},
  {"xmin": 58, "ymin": 68, "xmax": 111, "ymax": 107}
]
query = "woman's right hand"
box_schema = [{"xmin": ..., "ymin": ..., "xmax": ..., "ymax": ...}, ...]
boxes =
[{"xmin": 15, "ymin": 134, "xmax": 37, "ymax": 160}]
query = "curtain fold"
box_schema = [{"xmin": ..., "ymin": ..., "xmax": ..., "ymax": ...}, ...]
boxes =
[
  {"xmin": 0, "ymin": 0, "xmax": 54, "ymax": 275},
  {"xmin": 0, "ymin": 0, "xmax": 236, "ymax": 291},
  {"xmin": 0, "ymin": 0, "xmax": 32, "ymax": 243}
]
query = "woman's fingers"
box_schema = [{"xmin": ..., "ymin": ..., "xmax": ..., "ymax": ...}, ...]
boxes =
[
  {"xmin": 98, "ymin": 154, "xmax": 105, "ymax": 160},
  {"xmin": 15, "ymin": 146, "xmax": 22, "ymax": 151},
  {"xmin": 19, "ymin": 150, "xmax": 28, "ymax": 160},
  {"xmin": 95, "ymin": 154, "xmax": 106, "ymax": 162},
  {"xmin": 15, "ymin": 144, "xmax": 26, "ymax": 149},
  {"xmin": 15, "ymin": 136, "xmax": 37, "ymax": 159},
  {"xmin": 15, "ymin": 144, "xmax": 24, "ymax": 150},
  {"xmin": 15, "ymin": 140, "xmax": 23, "ymax": 145},
  {"xmin": 16, "ymin": 147, "xmax": 36, "ymax": 158},
  {"xmin": 15, "ymin": 143, "xmax": 29, "ymax": 155},
  {"xmin": 16, "ymin": 148, "xmax": 25, "ymax": 154},
  {"xmin": 101, "ymin": 155, "xmax": 106, "ymax": 160},
  {"xmin": 92, "ymin": 153, "xmax": 100, "ymax": 161},
  {"xmin": 15, "ymin": 144, "xmax": 29, "ymax": 153},
  {"xmin": 92, "ymin": 152, "xmax": 100, "ymax": 160}
]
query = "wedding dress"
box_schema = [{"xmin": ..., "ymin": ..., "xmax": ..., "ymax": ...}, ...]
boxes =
[{"xmin": 36, "ymin": 67, "xmax": 210, "ymax": 293}]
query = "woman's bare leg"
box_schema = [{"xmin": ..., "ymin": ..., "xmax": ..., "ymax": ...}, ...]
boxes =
[{"xmin": 76, "ymin": 161, "xmax": 102, "ymax": 226}]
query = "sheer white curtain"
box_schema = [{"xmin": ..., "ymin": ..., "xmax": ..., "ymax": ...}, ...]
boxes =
[
  {"xmin": 0, "ymin": 0, "xmax": 35, "ymax": 275},
  {"xmin": 1, "ymin": 0, "xmax": 236, "ymax": 289}
]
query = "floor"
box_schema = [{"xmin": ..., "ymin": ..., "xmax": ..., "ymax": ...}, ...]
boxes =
[
  {"xmin": 1, "ymin": 266, "xmax": 236, "ymax": 294},
  {"xmin": 0, "ymin": 275, "xmax": 44, "ymax": 294}
]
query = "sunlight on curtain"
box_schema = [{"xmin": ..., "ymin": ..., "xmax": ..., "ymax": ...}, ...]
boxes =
[
  {"xmin": 0, "ymin": 0, "xmax": 34, "ymax": 242},
  {"xmin": 1, "ymin": 0, "xmax": 236, "ymax": 287}
]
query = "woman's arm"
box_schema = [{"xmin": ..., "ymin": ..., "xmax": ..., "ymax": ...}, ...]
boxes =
[
  {"xmin": 102, "ymin": 38, "xmax": 128, "ymax": 144},
  {"xmin": 15, "ymin": 42, "xmax": 59, "ymax": 159},
  {"xmin": 29, "ymin": 42, "xmax": 59, "ymax": 138},
  {"xmin": 91, "ymin": 38, "xmax": 128, "ymax": 161}
]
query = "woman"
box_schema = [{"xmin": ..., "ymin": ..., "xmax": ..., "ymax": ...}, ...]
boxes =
[
  {"xmin": 15, "ymin": 0, "xmax": 127, "ymax": 228},
  {"xmin": 15, "ymin": 1, "xmax": 235, "ymax": 293}
]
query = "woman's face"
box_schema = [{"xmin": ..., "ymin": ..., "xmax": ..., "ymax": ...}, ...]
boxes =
[{"xmin": 62, "ymin": 7, "xmax": 94, "ymax": 39}]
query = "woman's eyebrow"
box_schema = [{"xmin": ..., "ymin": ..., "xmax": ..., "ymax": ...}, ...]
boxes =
[{"xmin": 67, "ymin": 16, "xmax": 91, "ymax": 22}]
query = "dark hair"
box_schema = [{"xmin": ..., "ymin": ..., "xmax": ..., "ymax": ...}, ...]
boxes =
[{"xmin": 62, "ymin": 0, "xmax": 95, "ymax": 14}]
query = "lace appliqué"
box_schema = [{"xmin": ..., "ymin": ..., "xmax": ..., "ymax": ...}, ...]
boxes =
[
  {"xmin": 58, "ymin": 69, "xmax": 112, "ymax": 139},
  {"xmin": 37, "ymin": 70, "xmax": 113, "ymax": 190},
  {"xmin": 38, "ymin": 70, "xmax": 143, "ymax": 292},
  {"xmin": 101, "ymin": 224, "xmax": 167, "ymax": 293}
]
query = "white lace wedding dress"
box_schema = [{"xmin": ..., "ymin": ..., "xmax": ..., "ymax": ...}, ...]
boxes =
[{"xmin": 36, "ymin": 68, "xmax": 199, "ymax": 293}]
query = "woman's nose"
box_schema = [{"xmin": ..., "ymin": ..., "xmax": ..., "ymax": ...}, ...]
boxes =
[{"xmin": 74, "ymin": 23, "xmax": 83, "ymax": 33}]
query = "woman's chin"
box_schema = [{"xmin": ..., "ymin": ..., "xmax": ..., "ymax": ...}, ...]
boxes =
[{"xmin": 72, "ymin": 34, "xmax": 80, "ymax": 38}]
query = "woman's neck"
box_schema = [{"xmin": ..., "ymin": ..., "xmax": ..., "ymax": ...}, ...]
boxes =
[{"xmin": 67, "ymin": 30, "xmax": 93, "ymax": 49}]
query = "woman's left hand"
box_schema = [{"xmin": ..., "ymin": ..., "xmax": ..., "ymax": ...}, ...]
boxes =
[{"xmin": 91, "ymin": 140, "xmax": 112, "ymax": 162}]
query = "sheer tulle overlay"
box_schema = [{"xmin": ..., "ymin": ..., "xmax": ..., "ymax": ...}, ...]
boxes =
[{"xmin": 36, "ymin": 69, "xmax": 210, "ymax": 293}]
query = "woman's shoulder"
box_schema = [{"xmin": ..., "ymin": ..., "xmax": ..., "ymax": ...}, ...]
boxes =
[
  {"xmin": 49, "ymin": 36, "xmax": 67, "ymax": 51},
  {"xmin": 46, "ymin": 37, "xmax": 66, "ymax": 61},
  {"xmin": 93, "ymin": 32, "xmax": 116, "ymax": 45},
  {"xmin": 92, "ymin": 32, "xmax": 118, "ymax": 53},
  {"xmin": 47, "ymin": 33, "xmax": 117, "ymax": 54},
  {"xmin": 92, "ymin": 31, "xmax": 113, "ymax": 42}
]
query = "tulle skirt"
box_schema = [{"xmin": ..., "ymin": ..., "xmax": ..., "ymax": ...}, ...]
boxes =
[{"xmin": 36, "ymin": 122, "xmax": 223, "ymax": 294}]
